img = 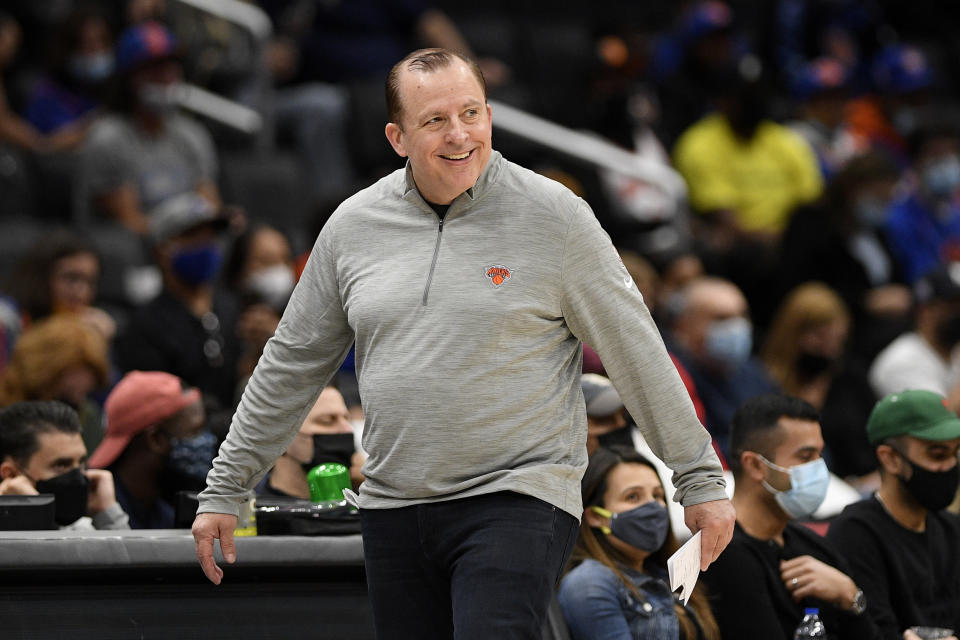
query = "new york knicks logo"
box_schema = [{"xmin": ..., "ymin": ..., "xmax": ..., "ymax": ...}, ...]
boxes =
[{"xmin": 484, "ymin": 264, "xmax": 513, "ymax": 288}]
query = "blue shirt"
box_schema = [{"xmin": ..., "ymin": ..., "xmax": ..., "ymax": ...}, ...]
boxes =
[
  {"xmin": 558, "ymin": 558, "xmax": 679, "ymax": 640},
  {"xmin": 885, "ymin": 193, "xmax": 960, "ymax": 283}
]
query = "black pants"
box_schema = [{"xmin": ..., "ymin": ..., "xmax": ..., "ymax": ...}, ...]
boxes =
[{"xmin": 360, "ymin": 491, "xmax": 579, "ymax": 640}]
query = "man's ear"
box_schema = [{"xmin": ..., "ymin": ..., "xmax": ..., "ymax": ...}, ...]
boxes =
[
  {"xmin": 0, "ymin": 458, "xmax": 20, "ymax": 480},
  {"xmin": 875, "ymin": 444, "xmax": 903, "ymax": 476},
  {"xmin": 385, "ymin": 122, "xmax": 406, "ymax": 157},
  {"xmin": 740, "ymin": 451, "xmax": 767, "ymax": 482}
]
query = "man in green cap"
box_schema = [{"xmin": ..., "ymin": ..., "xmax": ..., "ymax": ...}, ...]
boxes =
[{"xmin": 827, "ymin": 389, "xmax": 960, "ymax": 639}]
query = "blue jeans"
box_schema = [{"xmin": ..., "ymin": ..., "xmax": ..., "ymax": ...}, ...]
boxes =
[{"xmin": 360, "ymin": 491, "xmax": 579, "ymax": 640}]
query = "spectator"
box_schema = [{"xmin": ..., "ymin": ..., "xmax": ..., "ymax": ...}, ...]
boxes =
[
  {"xmin": 0, "ymin": 315, "xmax": 109, "ymax": 453},
  {"xmin": 778, "ymin": 151, "xmax": 909, "ymax": 361},
  {"xmin": 672, "ymin": 59, "xmax": 823, "ymax": 244},
  {"xmin": 869, "ymin": 263, "xmax": 960, "ymax": 411},
  {"xmin": 76, "ymin": 20, "xmax": 220, "ymax": 235},
  {"xmin": 581, "ymin": 374, "xmax": 629, "ymax": 456},
  {"xmin": 763, "ymin": 283, "xmax": 880, "ymax": 491},
  {"xmin": 650, "ymin": 0, "xmax": 743, "ymax": 149},
  {"xmin": 7, "ymin": 229, "xmax": 115, "ymax": 340},
  {"xmin": 558, "ymin": 445, "xmax": 720, "ymax": 640},
  {"xmin": 786, "ymin": 56, "xmax": 859, "ymax": 178},
  {"xmin": 845, "ymin": 44, "xmax": 935, "ymax": 165},
  {"xmin": 0, "ymin": 11, "xmax": 88, "ymax": 153},
  {"xmin": 116, "ymin": 192, "xmax": 240, "ymax": 431},
  {"xmin": 702, "ymin": 393, "xmax": 875, "ymax": 639},
  {"xmin": 828, "ymin": 390, "xmax": 960, "ymax": 639},
  {"xmin": 222, "ymin": 224, "xmax": 294, "ymax": 386},
  {"xmin": 88, "ymin": 370, "xmax": 208, "ymax": 529},
  {"xmin": 885, "ymin": 122, "xmax": 960, "ymax": 284},
  {"xmin": 22, "ymin": 7, "xmax": 112, "ymax": 137},
  {"xmin": 0, "ymin": 400, "xmax": 129, "ymax": 530},
  {"xmin": 668, "ymin": 276, "xmax": 778, "ymax": 457},
  {"xmin": 259, "ymin": 386, "xmax": 365, "ymax": 498}
]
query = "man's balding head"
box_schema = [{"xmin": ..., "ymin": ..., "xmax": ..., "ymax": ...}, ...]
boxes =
[{"xmin": 672, "ymin": 277, "xmax": 750, "ymax": 359}]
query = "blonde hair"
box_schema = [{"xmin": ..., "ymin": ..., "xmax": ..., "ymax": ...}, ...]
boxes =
[
  {"xmin": 0, "ymin": 314, "xmax": 109, "ymax": 406},
  {"xmin": 762, "ymin": 282, "xmax": 850, "ymax": 395}
]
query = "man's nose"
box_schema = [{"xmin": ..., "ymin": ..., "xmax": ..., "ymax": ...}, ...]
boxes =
[{"xmin": 445, "ymin": 119, "xmax": 468, "ymax": 144}]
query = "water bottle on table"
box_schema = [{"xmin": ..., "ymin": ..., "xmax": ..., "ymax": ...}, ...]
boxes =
[{"xmin": 794, "ymin": 608, "xmax": 826, "ymax": 639}]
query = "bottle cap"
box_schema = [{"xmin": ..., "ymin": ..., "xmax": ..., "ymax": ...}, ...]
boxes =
[
  {"xmin": 804, "ymin": 608, "xmax": 819, "ymax": 615},
  {"xmin": 306, "ymin": 463, "xmax": 350, "ymax": 503}
]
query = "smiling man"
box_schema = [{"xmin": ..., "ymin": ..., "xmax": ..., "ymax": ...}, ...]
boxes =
[{"xmin": 192, "ymin": 48, "xmax": 732, "ymax": 639}]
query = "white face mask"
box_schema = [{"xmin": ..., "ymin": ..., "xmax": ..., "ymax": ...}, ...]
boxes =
[
  {"xmin": 137, "ymin": 82, "xmax": 180, "ymax": 115},
  {"xmin": 246, "ymin": 264, "xmax": 295, "ymax": 310}
]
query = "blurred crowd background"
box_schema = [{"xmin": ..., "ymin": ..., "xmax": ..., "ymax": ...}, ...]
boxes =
[{"xmin": 1, "ymin": 0, "xmax": 960, "ymax": 527}]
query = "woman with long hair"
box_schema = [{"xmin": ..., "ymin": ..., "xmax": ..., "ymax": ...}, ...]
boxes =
[
  {"xmin": 558, "ymin": 445, "xmax": 720, "ymax": 640},
  {"xmin": 762, "ymin": 282, "xmax": 879, "ymax": 492}
]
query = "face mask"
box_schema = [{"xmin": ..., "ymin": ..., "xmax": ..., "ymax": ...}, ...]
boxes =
[
  {"xmin": 922, "ymin": 156, "xmax": 960, "ymax": 199},
  {"xmin": 935, "ymin": 313, "xmax": 960, "ymax": 349},
  {"xmin": 705, "ymin": 317, "xmax": 752, "ymax": 367},
  {"xmin": 854, "ymin": 196, "xmax": 889, "ymax": 228},
  {"xmin": 246, "ymin": 264, "xmax": 295, "ymax": 310},
  {"xmin": 301, "ymin": 433, "xmax": 355, "ymax": 472},
  {"xmin": 893, "ymin": 108, "xmax": 918, "ymax": 137},
  {"xmin": 171, "ymin": 244, "xmax": 223, "ymax": 286},
  {"xmin": 758, "ymin": 456, "xmax": 830, "ymax": 519},
  {"xmin": 35, "ymin": 467, "xmax": 90, "ymax": 526},
  {"xmin": 896, "ymin": 452, "xmax": 960, "ymax": 512},
  {"xmin": 795, "ymin": 351, "xmax": 837, "ymax": 378},
  {"xmin": 591, "ymin": 501, "xmax": 670, "ymax": 552},
  {"xmin": 67, "ymin": 52, "xmax": 114, "ymax": 83},
  {"xmin": 137, "ymin": 82, "xmax": 180, "ymax": 115}
]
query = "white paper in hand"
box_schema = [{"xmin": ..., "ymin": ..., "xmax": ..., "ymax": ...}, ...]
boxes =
[{"xmin": 667, "ymin": 530, "xmax": 701, "ymax": 606}]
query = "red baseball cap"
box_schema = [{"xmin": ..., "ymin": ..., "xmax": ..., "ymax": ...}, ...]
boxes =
[{"xmin": 88, "ymin": 371, "xmax": 201, "ymax": 468}]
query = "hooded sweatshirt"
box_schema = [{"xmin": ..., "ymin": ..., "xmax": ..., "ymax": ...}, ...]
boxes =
[{"xmin": 198, "ymin": 151, "xmax": 726, "ymax": 519}]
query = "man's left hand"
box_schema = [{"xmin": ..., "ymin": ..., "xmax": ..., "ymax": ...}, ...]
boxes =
[
  {"xmin": 684, "ymin": 498, "xmax": 736, "ymax": 571},
  {"xmin": 85, "ymin": 469, "xmax": 118, "ymax": 515}
]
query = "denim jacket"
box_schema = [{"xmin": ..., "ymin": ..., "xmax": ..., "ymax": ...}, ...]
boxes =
[{"xmin": 558, "ymin": 558, "xmax": 679, "ymax": 640}]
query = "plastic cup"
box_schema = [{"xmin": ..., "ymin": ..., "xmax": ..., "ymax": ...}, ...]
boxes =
[{"xmin": 306, "ymin": 462, "xmax": 350, "ymax": 504}]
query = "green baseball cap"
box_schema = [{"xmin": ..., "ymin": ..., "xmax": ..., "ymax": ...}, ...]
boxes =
[{"xmin": 867, "ymin": 389, "xmax": 960, "ymax": 444}]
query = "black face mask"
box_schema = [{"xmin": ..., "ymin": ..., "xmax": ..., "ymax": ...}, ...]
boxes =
[
  {"xmin": 597, "ymin": 425, "xmax": 634, "ymax": 449},
  {"xmin": 898, "ymin": 454, "xmax": 960, "ymax": 512},
  {"xmin": 795, "ymin": 352, "xmax": 837, "ymax": 378},
  {"xmin": 301, "ymin": 433, "xmax": 355, "ymax": 472},
  {"xmin": 35, "ymin": 467, "xmax": 90, "ymax": 526},
  {"xmin": 935, "ymin": 313, "xmax": 960, "ymax": 349}
]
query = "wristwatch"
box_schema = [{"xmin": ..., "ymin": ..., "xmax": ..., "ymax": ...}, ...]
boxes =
[{"xmin": 849, "ymin": 588, "xmax": 867, "ymax": 615}]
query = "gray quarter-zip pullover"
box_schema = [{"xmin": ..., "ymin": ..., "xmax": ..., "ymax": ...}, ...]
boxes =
[{"xmin": 198, "ymin": 151, "xmax": 726, "ymax": 520}]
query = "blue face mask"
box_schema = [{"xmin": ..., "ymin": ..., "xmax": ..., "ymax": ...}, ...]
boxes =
[
  {"xmin": 923, "ymin": 156, "xmax": 960, "ymax": 199},
  {"xmin": 705, "ymin": 317, "xmax": 752, "ymax": 366},
  {"xmin": 591, "ymin": 500, "xmax": 670, "ymax": 552},
  {"xmin": 171, "ymin": 244, "xmax": 223, "ymax": 286},
  {"xmin": 758, "ymin": 455, "xmax": 830, "ymax": 519}
]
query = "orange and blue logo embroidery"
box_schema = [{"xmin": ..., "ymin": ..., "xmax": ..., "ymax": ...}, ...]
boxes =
[{"xmin": 484, "ymin": 264, "xmax": 513, "ymax": 288}]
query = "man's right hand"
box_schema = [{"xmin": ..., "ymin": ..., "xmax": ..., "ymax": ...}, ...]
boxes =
[{"xmin": 192, "ymin": 512, "xmax": 239, "ymax": 585}]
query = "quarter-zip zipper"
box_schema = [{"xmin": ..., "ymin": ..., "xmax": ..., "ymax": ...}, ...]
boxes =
[{"xmin": 422, "ymin": 215, "xmax": 444, "ymax": 305}]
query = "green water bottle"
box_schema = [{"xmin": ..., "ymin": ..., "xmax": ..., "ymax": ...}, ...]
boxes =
[{"xmin": 306, "ymin": 462, "xmax": 350, "ymax": 509}]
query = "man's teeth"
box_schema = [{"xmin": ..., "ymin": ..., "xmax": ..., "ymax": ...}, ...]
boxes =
[{"xmin": 443, "ymin": 151, "xmax": 470, "ymax": 160}]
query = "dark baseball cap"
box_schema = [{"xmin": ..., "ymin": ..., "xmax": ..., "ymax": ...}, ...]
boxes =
[{"xmin": 867, "ymin": 389, "xmax": 960, "ymax": 444}]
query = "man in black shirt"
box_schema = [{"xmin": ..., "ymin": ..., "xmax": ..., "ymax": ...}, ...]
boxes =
[
  {"xmin": 703, "ymin": 393, "xmax": 876, "ymax": 639},
  {"xmin": 827, "ymin": 390, "xmax": 960, "ymax": 640}
]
